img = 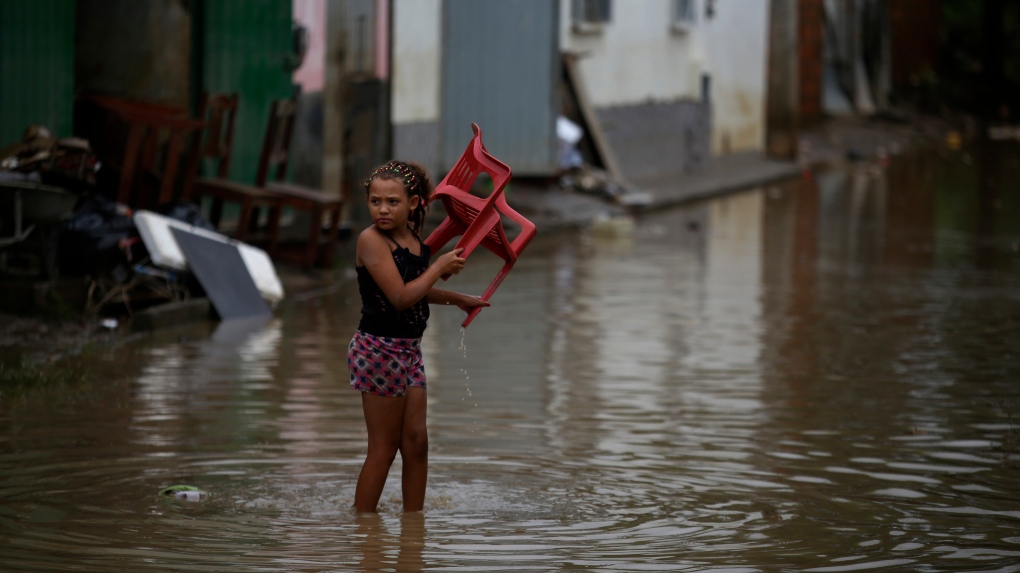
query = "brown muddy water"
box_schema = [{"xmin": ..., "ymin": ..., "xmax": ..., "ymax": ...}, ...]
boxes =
[{"xmin": 3, "ymin": 144, "xmax": 1020, "ymax": 572}]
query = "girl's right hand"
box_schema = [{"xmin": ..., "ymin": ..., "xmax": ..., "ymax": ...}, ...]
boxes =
[{"xmin": 435, "ymin": 248, "xmax": 467, "ymax": 275}]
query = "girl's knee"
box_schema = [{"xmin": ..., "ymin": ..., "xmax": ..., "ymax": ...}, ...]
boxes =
[
  {"xmin": 401, "ymin": 427, "xmax": 429, "ymax": 460},
  {"xmin": 368, "ymin": 437, "xmax": 401, "ymax": 461}
]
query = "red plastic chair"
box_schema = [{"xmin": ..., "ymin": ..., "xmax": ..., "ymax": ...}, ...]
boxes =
[{"xmin": 424, "ymin": 123, "xmax": 537, "ymax": 327}]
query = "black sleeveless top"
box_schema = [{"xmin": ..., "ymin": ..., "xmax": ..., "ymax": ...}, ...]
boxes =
[{"xmin": 356, "ymin": 230, "xmax": 431, "ymax": 338}]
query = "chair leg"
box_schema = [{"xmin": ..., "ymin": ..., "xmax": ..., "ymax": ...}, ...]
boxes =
[
  {"xmin": 249, "ymin": 211, "xmax": 264, "ymax": 235},
  {"xmin": 209, "ymin": 198, "xmax": 224, "ymax": 230},
  {"xmin": 318, "ymin": 205, "xmax": 342, "ymax": 267},
  {"xmin": 455, "ymin": 210, "xmax": 501, "ymax": 259},
  {"xmin": 267, "ymin": 201, "xmax": 283, "ymax": 252},
  {"xmin": 462, "ymin": 259, "xmax": 514, "ymax": 328},
  {"xmin": 304, "ymin": 206, "xmax": 323, "ymax": 269},
  {"xmin": 266, "ymin": 202, "xmax": 282, "ymax": 256},
  {"xmin": 423, "ymin": 217, "xmax": 466, "ymax": 253},
  {"xmin": 248, "ymin": 206, "xmax": 264, "ymax": 235},
  {"xmin": 236, "ymin": 197, "xmax": 252, "ymax": 242},
  {"xmin": 482, "ymin": 260, "xmax": 513, "ymax": 302}
]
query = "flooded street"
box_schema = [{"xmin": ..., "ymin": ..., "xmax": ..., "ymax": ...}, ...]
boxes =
[{"xmin": 3, "ymin": 145, "xmax": 1020, "ymax": 572}]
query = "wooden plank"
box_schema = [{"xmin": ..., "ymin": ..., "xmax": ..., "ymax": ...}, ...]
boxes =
[{"xmin": 562, "ymin": 52, "xmax": 624, "ymax": 181}]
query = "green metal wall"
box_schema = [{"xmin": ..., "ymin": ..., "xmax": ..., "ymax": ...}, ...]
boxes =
[
  {"xmin": 197, "ymin": 0, "xmax": 294, "ymax": 184},
  {"xmin": 0, "ymin": 0, "xmax": 75, "ymax": 145}
]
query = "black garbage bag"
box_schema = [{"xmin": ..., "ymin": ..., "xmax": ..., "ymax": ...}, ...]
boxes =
[{"xmin": 58, "ymin": 194, "xmax": 138, "ymax": 276}]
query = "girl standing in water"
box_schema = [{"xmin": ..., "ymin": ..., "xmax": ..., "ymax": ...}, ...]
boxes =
[{"xmin": 348, "ymin": 160, "xmax": 489, "ymax": 512}]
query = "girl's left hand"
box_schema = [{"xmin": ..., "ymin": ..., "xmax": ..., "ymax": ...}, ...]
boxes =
[{"xmin": 456, "ymin": 295, "xmax": 490, "ymax": 313}]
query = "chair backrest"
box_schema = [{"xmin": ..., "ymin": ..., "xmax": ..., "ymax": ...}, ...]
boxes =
[
  {"xmin": 436, "ymin": 123, "xmax": 512, "ymax": 202},
  {"xmin": 116, "ymin": 112, "xmax": 206, "ymax": 208},
  {"xmin": 82, "ymin": 96, "xmax": 187, "ymax": 204},
  {"xmin": 255, "ymin": 98, "xmax": 298, "ymax": 187},
  {"xmin": 192, "ymin": 92, "xmax": 239, "ymax": 179}
]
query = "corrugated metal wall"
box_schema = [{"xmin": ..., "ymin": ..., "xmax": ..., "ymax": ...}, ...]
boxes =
[
  {"xmin": 0, "ymin": 0, "xmax": 75, "ymax": 145},
  {"xmin": 440, "ymin": 0, "xmax": 559, "ymax": 176},
  {"xmin": 198, "ymin": 0, "xmax": 295, "ymax": 184}
]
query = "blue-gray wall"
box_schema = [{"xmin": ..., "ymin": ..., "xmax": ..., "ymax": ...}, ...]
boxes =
[
  {"xmin": 596, "ymin": 99, "xmax": 711, "ymax": 183},
  {"xmin": 440, "ymin": 0, "xmax": 559, "ymax": 177}
]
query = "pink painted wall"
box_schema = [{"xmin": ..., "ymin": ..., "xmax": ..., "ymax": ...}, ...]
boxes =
[
  {"xmin": 375, "ymin": 0, "xmax": 389, "ymax": 79},
  {"xmin": 293, "ymin": 0, "xmax": 325, "ymax": 92}
]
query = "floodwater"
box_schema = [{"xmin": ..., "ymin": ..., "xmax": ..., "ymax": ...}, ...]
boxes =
[{"xmin": 3, "ymin": 142, "xmax": 1020, "ymax": 572}]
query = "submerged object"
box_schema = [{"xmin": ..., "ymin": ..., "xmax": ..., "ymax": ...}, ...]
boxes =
[
  {"xmin": 134, "ymin": 210, "xmax": 284, "ymax": 305},
  {"xmin": 159, "ymin": 485, "xmax": 209, "ymax": 502},
  {"xmin": 591, "ymin": 212, "xmax": 635, "ymax": 238}
]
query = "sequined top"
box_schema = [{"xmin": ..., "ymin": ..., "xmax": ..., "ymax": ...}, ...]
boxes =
[{"xmin": 356, "ymin": 233, "xmax": 431, "ymax": 339}]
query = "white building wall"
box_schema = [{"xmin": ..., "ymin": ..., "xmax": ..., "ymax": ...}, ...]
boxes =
[
  {"xmin": 703, "ymin": 0, "xmax": 770, "ymax": 154},
  {"xmin": 390, "ymin": 0, "xmax": 769, "ymax": 162},
  {"xmin": 558, "ymin": 0, "xmax": 701, "ymax": 105},
  {"xmin": 391, "ymin": 0, "xmax": 441, "ymax": 123},
  {"xmin": 558, "ymin": 0, "xmax": 769, "ymax": 155}
]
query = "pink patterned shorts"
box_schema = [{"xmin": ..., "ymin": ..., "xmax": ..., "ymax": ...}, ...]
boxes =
[{"xmin": 348, "ymin": 330, "xmax": 426, "ymax": 397}]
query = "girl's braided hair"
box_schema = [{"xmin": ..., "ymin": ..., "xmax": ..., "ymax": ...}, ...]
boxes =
[{"xmin": 363, "ymin": 160, "xmax": 433, "ymax": 235}]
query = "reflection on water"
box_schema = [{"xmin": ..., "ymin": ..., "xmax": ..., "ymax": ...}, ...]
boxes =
[{"xmin": 3, "ymin": 145, "xmax": 1020, "ymax": 571}]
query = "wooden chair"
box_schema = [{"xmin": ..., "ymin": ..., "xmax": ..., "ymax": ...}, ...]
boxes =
[
  {"xmin": 423, "ymin": 123, "xmax": 537, "ymax": 327},
  {"xmin": 115, "ymin": 111, "xmax": 206, "ymax": 210},
  {"xmin": 257, "ymin": 98, "xmax": 346, "ymax": 269},
  {"xmin": 85, "ymin": 96, "xmax": 204, "ymax": 209},
  {"xmin": 183, "ymin": 93, "xmax": 282, "ymax": 244},
  {"xmin": 82, "ymin": 95, "xmax": 188, "ymax": 165}
]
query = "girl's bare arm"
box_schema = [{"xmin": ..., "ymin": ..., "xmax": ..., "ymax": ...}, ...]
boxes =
[
  {"xmin": 359, "ymin": 229, "xmax": 466, "ymax": 311},
  {"xmin": 428, "ymin": 288, "xmax": 490, "ymax": 312}
]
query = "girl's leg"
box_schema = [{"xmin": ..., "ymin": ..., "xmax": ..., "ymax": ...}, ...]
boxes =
[
  {"xmin": 354, "ymin": 393, "xmax": 407, "ymax": 512},
  {"xmin": 400, "ymin": 387, "xmax": 429, "ymax": 512}
]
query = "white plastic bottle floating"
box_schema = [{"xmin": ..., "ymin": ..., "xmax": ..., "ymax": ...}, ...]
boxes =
[
  {"xmin": 175, "ymin": 491, "xmax": 207, "ymax": 502},
  {"xmin": 159, "ymin": 485, "xmax": 209, "ymax": 502}
]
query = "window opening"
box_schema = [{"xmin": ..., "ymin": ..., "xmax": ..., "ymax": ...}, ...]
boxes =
[
  {"xmin": 672, "ymin": 0, "xmax": 697, "ymax": 32},
  {"xmin": 572, "ymin": 0, "xmax": 611, "ymax": 33}
]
